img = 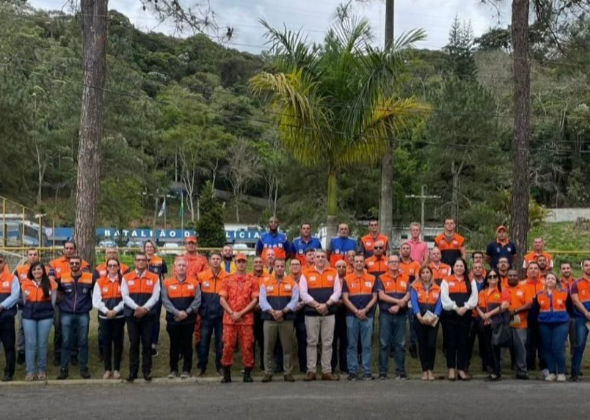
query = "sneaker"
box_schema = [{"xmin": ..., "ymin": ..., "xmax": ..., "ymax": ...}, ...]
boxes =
[
  {"xmin": 143, "ymin": 372, "xmax": 153, "ymax": 382},
  {"xmin": 409, "ymin": 345, "xmax": 418, "ymax": 359},
  {"xmin": 539, "ymin": 369, "xmax": 550, "ymax": 380},
  {"xmin": 103, "ymin": 371, "xmax": 112, "ymax": 380},
  {"xmin": 80, "ymin": 370, "xmax": 91, "ymax": 379},
  {"xmin": 17, "ymin": 352, "xmax": 25, "ymax": 365},
  {"xmin": 112, "ymin": 371, "xmax": 121, "ymax": 380},
  {"xmin": 304, "ymin": 372, "xmax": 316, "ymax": 382},
  {"xmin": 396, "ymin": 373, "xmax": 408, "ymax": 380},
  {"xmin": 168, "ymin": 371, "xmax": 178, "ymax": 379},
  {"xmin": 545, "ymin": 374, "xmax": 556, "ymax": 382},
  {"xmin": 57, "ymin": 369, "xmax": 68, "ymax": 380},
  {"xmin": 284, "ymin": 374, "xmax": 295, "ymax": 382},
  {"xmin": 261, "ymin": 374, "xmax": 273, "ymax": 383},
  {"xmin": 180, "ymin": 372, "xmax": 191, "ymax": 379},
  {"xmin": 557, "ymin": 374, "xmax": 566, "ymax": 382},
  {"xmin": 126, "ymin": 373, "xmax": 137, "ymax": 383},
  {"xmin": 362, "ymin": 375, "xmax": 375, "ymax": 381},
  {"xmin": 379, "ymin": 374, "xmax": 387, "ymax": 380},
  {"xmin": 25, "ymin": 373, "xmax": 35, "ymax": 381},
  {"xmin": 570, "ymin": 374, "xmax": 580, "ymax": 382},
  {"xmin": 38, "ymin": 372, "xmax": 47, "ymax": 381},
  {"xmin": 347, "ymin": 374, "xmax": 358, "ymax": 381},
  {"xmin": 196, "ymin": 369, "xmax": 205, "ymax": 378}
]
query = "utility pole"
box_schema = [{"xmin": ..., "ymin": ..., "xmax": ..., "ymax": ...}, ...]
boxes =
[
  {"xmin": 379, "ymin": 0, "xmax": 395, "ymax": 242},
  {"xmin": 405, "ymin": 185, "xmax": 440, "ymax": 230}
]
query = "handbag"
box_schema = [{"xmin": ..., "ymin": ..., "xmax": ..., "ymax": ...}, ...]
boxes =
[{"xmin": 491, "ymin": 312, "xmax": 512, "ymax": 348}]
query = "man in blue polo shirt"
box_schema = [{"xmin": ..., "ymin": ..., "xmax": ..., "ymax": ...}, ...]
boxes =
[
  {"xmin": 486, "ymin": 225, "xmax": 517, "ymax": 270},
  {"xmin": 256, "ymin": 216, "xmax": 291, "ymax": 264},
  {"xmin": 327, "ymin": 224, "xmax": 357, "ymax": 267},
  {"xmin": 292, "ymin": 223, "xmax": 322, "ymax": 266}
]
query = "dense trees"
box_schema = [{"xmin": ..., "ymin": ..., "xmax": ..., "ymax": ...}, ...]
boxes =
[{"xmin": 1, "ymin": 2, "xmax": 590, "ymax": 249}]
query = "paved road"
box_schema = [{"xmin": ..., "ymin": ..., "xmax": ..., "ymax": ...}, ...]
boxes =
[{"xmin": 2, "ymin": 379, "xmax": 590, "ymax": 420}]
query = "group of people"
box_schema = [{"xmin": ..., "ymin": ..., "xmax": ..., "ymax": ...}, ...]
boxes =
[{"xmin": 0, "ymin": 217, "xmax": 588, "ymax": 384}]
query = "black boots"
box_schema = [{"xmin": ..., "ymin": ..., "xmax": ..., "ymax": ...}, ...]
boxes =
[
  {"xmin": 243, "ymin": 368, "xmax": 253, "ymax": 383},
  {"xmin": 221, "ymin": 366, "xmax": 232, "ymax": 383}
]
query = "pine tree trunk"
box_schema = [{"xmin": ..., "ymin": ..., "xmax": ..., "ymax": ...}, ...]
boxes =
[
  {"xmin": 510, "ymin": 0, "xmax": 531, "ymax": 271},
  {"xmin": 74, "ymin": 0, "xmax": 109, "ymax": 266}
]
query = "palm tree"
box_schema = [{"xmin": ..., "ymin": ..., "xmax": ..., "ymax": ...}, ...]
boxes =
[{"xmin": 250, "ymin": 7, "xmax": 430, "ymax": 239}]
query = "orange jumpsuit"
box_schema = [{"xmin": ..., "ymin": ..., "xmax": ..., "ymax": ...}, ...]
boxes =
[{"xmin": 219, "ymin": 273, "xmax": 259, "ymax": 368}]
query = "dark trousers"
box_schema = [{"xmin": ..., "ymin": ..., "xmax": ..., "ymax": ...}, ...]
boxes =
[
  {"xmin": 97, "ymin": 313, "xmax": 103, "ymax": 356},
  {"xmin": 467, "ymin": 318, "xmax": 488, "ymax": 372},
  {"xmin": 527, "ymin": 318, "xmax": 546, "ymax": 371},
  {"xmin": 482, "ymin": 325, "xmax": 502, "ymax": 376},
  {"xmin": 197, "ymin": 317, "xmax": 223, "ymax": 373},
  {"xmin": 443, "ymin": 311, "xmax": 472, "ymax": 370},
  {"xmin": 254, "ymin": 311, "xmax": 265, "ymax": 368},
  {"xmin": 151, "ymin": 298, "xmax": 163, "ymax": 346},
  {"xmin": 127, "ymin": 316, "xmax": 154, "ymax": 376},
  {"xmin": 294, "ymin": 311, "xmax": 307, "ymax": 373},
  {"xmin": 0, "ymin": 318, "xmax": 16, "ymax": 377},
  {"xmin": 167, "ymin": 322, "xmax": 194, "ymax": 373},
  {"xmin": 414, "ymin": 318, "xmax": 439, "ymax": 372},
  {"xmin": 331, "ymin": 306, "xmax": 348, "ymax": 373},
  {"xmin": 100, "ymin": 317, "xmax": 125, "ymax": 371}
]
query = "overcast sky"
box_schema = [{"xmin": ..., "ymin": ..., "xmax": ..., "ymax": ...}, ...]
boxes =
[{"xmin": 29, "ymin": 0, "xmax": 511, "ymax": 52}]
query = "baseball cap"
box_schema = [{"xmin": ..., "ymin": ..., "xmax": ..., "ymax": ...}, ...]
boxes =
[
  {"xmin": 185, "ymin": 235, "xmax": 198, "ymax": 243},
  {"xmin": 496, "ymin": 225, "xmax": 507, "ymax": 233},
  {"xmin": 235, "ymin": 253, "xmax": 248, "ymax": 262}
]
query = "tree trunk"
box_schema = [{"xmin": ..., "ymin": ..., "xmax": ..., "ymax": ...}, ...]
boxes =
[
  {"xmin": 35, "ymin": 144, "xmax": 46, "ymax": 206},
  {"xmin": 379, "ymin": 0, "xmax": 395, "ymax": 242},
  {"xmin": 510, "ymin": 0, "xmax": 531, "ymax": 271},
  {"xmin": 451, "ymin": 160, "xmax": 459, "ymax": 224},
  {"xmin": 326, "ymin": 167, "xmax": 338, "ymax": 241},
  {"xmin": 74, "ymin": 0, "xmax": 109, "ymax": 266}
]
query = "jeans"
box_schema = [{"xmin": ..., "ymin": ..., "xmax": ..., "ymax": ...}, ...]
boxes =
[
  {"xmin": 346, "ymin": 316, "xmax": 373, "ymax": 376},
  {"xmin": 539, "ymin": 321, "xmax": 569, "ymax": 374},
  {"xmin": 197, "ymin": 317, "xmax": 223, "ymax": 373},
  {"xmin": 100, "ymin": 317, "xmax": 125, "ymax": 371},
  {"xmin": 379, "ymin": 312, "xmax": 406, "ymax": 376},
  {"xmin": 61, "ymin": 312, "xmax": 90, "ymax": 372},
  {"xmin": 571, "ymin": 317, "xmax": 589, "ymax": 375},
  {"xmin": 22, "ymin": 318, "xmax": 53, "ymax": 375},
  {"xmin": 0, "ymin": 318, "xmax": 16, "ymax": 377},
  {"xmin": 294, "ymin": 311, "xmax": 307, "ymax": 373}
]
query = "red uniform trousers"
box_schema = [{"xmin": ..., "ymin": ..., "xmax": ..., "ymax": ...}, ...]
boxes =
[{"xmin": 221, "ymin": 324, "xmax": 254, "ymax": 368}]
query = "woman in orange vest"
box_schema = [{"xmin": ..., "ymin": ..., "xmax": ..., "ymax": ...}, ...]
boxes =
[
  {"xmin": 92, "ymin": 258, "xmax": 125, "ymax": 380},
  {"xmin": 536, "ymin": 272, "xmax": 570, "ymax": 382},
  {"xmin": 21, "ymin": 262, "xmax": 57, "ymax": 381},
  {"xmin": 475, "ymin": 270, "xmax": 509, "ymax": 381},
  {"xmin": 410, "ymin": 266, "xmax": 442, "ymax": 381},
  {"xmin": 440, "ymin": 258, "xmax": 478, "ymax": 381}
]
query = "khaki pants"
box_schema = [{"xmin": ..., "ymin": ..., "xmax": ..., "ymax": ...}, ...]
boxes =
[
  {"xmin": 263, "ymin": 320, "xmax": 294, "ymax": 375},
  {"xmin": 305, "ymin": 315, "xmax": 335, "ymax": 374}
]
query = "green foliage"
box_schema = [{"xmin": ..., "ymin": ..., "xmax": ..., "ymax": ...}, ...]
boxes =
[{"xmin": 195, "ymin": 182, "xmax": 226, "ymax": 247}]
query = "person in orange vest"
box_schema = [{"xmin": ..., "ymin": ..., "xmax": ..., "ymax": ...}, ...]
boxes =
[
  {"xmin": 536, "ymin": 272, "xmax": 570, "ymax": 382},
  {"xmin": 504, "ymin": 269, "xmax": 531, "ymax": 380},
  {"xmin": 475, "ymin": 270, "xmax": 510, "ymax": 381},
  {"xmin": 14, "ymin": 247, "xmax": 39, "ymax": 366},
  {"xmin": 523, "ymin": 237, "xmax": 554, "ymax": 270},
  {"xmin": 290, "ymin": 258, "xmax": 308, "ymax": 374},
  {"xmin": 300, "ymin": 249, "xmax": 342, "ymax": 381},
  {"xmin": 365, "ymin": 240, "xmax": 388, "ymax": 280},
  {"xmin": 21, "ymin": 262, "xmax": 57, "ymax": 381},
  {"xmin": 162, "ymin": 257, "xmax": 201, "ymax": 379},
  {"xmin": 343, "ymin": 254, "xmax": 378, "ymax": 380},
  {"xmin": 469, "ymin": 252, "xmax": 488, "ymax": 282},
  {"xmin": 497, "ymin": 257, "xmax": 511, "ymax": 287},
  {"xmin": 221, "ymin": 244, "xmax": 236, "ymax": 274},
  {"xmin": 377, "ymin": 254, "xmax": 410, "ymax": 379},
  {"xmin": 359, "ymin": 219, "xmax": 390, "ymax": 258},
  {"xmin": 434, "ymin": 218, "xmax": 467, "ymax": 267},
  {"xmin": 569, "ymin": 258, "xmax": 590, "ymax": 381},
  {"xmin": 428, "ymin": 247, "xmax": 451, "ymax": 285},
  {"xmin": 196, "ymin": 252, "xmax": 227, "ymax": 377},
  {"xmin": 56, "ymin": 255, "xmax": 94, "ymax": 380},
  {"xmin": 332, "ymin": 260, "xmax": 348, "ymax": 374},
  {"xmin": 466, "ymin": 261, "xmax": 488, "ymax": 375},
  {"xmin": 0, "ymin": 257, "xmax": 20, "ymax": 381},
  {"xmin": 399, "ymin": 243, "xmax": 421, "ymax": 282},
  {"xmin": 559, "ymin": 261, "xmax": 576, "ymax": 363},
  {"xmin": 522, "ymin": 261, "xmax": 547, "ymax": 375},
  {"xmin": 184, "ymin": 235, "xmax": 209, "ymax": 278},
  {"xmin": 219, "ymin": 253, "xmax": 259, "ymax": 383},
  {"xmin": 93, "ymin": 247, "xmax": 130, "ymax": 362},
  {"xmin": 410, "ymin": 266, "xmax": 442, "ymax": 381},
  {"xmin": 92, "ymin": 258, "xmax": 125, "ymax": 380},
  {"xmin": 259, "ymin": 258, "xmax": 299, "ymax": 382},
  {"xmin": 49, "ymin": 241, "xmax": 90, "ymax": 367},
  {"xmin": 251, "ymin": 255, "xmax": 270, "ymax": 371},
  {"xmin": 144, "ymin": 240, "xmax": 168, "ymax": 357},
  {"xmin": 304, "ymin": 248, "xmax": 316, "ymax": 270},
  {"xmin": 345, "ymin": 250, "xmax": 356, "ymax": 274},
  {"xmin": 537, "ymin": 255, "xmax": 550, "ymax": 280},
  {"xmin": 440, "ymin": 258, "xmax": 478, "ymax": 381},
  {"xmin": 121, "ymin": 253, "xmax": 161, "ymax": 382}
]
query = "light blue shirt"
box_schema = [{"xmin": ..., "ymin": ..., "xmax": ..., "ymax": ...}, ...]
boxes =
[
  {"xmin": 1, "ymin": 276, "xmax": 20, "ymax": 310},
  {"xmin": 259, "ymin": 280, "xmax": 300, "ymax": 313}
]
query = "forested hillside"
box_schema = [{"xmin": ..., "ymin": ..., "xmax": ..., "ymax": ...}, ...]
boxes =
[{"xmin": 1, "ymin": 1, "xmax": 590, "ymax": 248}]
